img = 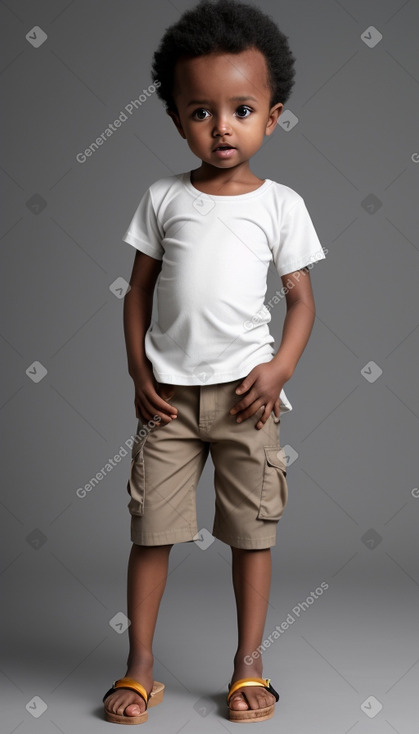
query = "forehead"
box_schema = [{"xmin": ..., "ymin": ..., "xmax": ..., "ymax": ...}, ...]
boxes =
[{"xmin": 173, "ymin": 46, "xmax": 270, "ymax": 102}]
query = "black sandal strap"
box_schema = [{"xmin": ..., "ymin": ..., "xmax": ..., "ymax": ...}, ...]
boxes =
[
  {"xmin": 103, "ymin": 685, "xmax": 116, "ymax": 703},
  {"xmin": 266, "ymin": 681, "xmax": 280, "ymax": 702}
]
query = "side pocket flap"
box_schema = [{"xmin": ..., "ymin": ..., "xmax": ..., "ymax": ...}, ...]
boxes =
[{"xmin": 264, "ymin": 447, "xmax": 287, "ymax": 475}]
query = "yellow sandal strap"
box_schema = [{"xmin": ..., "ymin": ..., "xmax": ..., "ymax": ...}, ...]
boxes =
[
  {"xmin": 227, "ymin": 677, "xmax": 271, "ymax": 704},
  {"xmin": 113, "ymin": 677, "xmax": 149, "ymax": 704}
]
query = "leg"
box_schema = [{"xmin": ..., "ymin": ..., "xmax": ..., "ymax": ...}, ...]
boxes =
[
  {"xmin": 104, "ymin": 542, "xmax": 172, "ymax": 719},
  {"xmin": 229, "ymin": 546, "xmax": 277, "ymax": 712}
]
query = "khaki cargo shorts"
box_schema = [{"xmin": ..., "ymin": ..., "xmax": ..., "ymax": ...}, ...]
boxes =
[{"xmin": 126, "ymin": 378, "xmax": 289, "ymax": 550}]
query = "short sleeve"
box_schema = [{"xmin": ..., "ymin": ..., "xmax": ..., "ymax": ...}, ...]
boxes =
[
  {"xmin": 122, "ymin": 186, "xmax": 164, "ymax": 260},
  {"xmin": 272, "ymin": 196, "xmax": 326, "ymax": 277}
]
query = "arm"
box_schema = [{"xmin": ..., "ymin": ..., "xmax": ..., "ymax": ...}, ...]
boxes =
[
  {"xmin": 230, "ymin": 268, "xmax": 316, "ymax": 429},
  {"xmin": 124, "ymin": 250, "xmax": 178, "ymax": 424},
  {"xmin": 271, "ymin": 267, "xmax": 316, "ymax": 380}
]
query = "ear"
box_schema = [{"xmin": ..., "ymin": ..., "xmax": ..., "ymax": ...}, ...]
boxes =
[
  {"xmin": 167, "ymin": 109, "xmax": 187, "ymax": 139},
  {"xmin": 265, "ymin": 103, "xmax": 284, "ymax": 136}
]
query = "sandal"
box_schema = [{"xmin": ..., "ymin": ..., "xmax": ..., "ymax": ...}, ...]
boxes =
[
  {"xmin": 103, "ymin": 676, "xmax": 165, "ymax": 724},
  {"xmin": 227, "ymin": 677, "xmax": 279, "ymax": 723}
]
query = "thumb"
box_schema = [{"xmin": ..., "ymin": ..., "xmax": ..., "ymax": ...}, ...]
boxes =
[{"xmin": 235, "ymin": 374, "xmax": 254, "ymax": 394}]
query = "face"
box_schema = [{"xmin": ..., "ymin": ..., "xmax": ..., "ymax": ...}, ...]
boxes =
[{"xmin": 168, "ymin": 47, "xmax": 283, "ymax": 171}]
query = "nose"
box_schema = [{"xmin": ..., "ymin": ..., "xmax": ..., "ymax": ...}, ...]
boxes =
[{"xmin": 212, "ymin": 114, "xmax": 232, "ymax": 137}]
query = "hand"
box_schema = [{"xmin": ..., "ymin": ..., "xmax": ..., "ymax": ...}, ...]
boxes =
[
  {"xmin": 229, "ymin": 362, "xmax": 286, "ymax": 429},
  {"xmin": 132, "ymin": 366, "xmax": 178, "ymax": 428}
]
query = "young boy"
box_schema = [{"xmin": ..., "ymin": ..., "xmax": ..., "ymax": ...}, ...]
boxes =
[{"xmin": 103, "ymin": 0, "xmax": 326, "ymax": 725}]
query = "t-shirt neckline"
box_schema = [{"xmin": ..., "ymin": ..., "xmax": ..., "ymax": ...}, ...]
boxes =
[{"xmin": 182, "ymin": 171, "xmax": 271, "ymax": 200}]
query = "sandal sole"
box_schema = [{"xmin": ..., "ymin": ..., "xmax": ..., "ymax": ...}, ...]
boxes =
[
  {"xmin": 104, "ymin": 681, "xmax": 164, "ymax": 725},
  {"xmin": 229, "ymin": 703, "xmax": 275, "ymax": 723}
]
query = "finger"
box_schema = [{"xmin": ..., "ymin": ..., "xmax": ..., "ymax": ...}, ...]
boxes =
[
  {"xmin": 234, "ymin": 398, "xmax": 266, "ymax": 424},
  {"xmin": 137, "ymin": 406, "xmax": 172, "ymax": 427},
  {"xmin": 154, "ymin": 395, "xmax": 178, "ymax": 418},
  {"xmin": 234, "ymin": 380, "xmax": 249, "ymax": 395},
  {"xmin": 255, "ymin": 404, "xmax": 272, "ymax": 430},
  {"xmin": 233, "ymin": 374, "xmax": 257, "ymax": 399},
  {"xmin": 136, "ymin": 394, "xmax": 156, "ymax": 422},
  {"xmin": 135, "ymin": 401, "xmax": 158, "ymax": 424},
  {"xmin": 230, "ymin": 387, "xmax": 258, "ymax": 415},
  {"xmin": 272, "ymin": 399, "xmax": 281, "ymax": 423},
  {"xmin": 139, "ymin": 393, "xmax": 177, "ymax": 424},
  {"xmin": 149, "ymin": 388, "xmax": 178, "ymax": 416}
]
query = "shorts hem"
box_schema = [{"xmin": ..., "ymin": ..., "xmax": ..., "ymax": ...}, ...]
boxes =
[
  {"xmin": 212, "ymin": 527, "xmax": 277, "ymax": 550},
  {"xmin": 130, "ymin": 522, "xmax": 198, "ymax": 546}
]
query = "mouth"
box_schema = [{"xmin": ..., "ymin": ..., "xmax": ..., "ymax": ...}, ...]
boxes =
[{"xmin": 213, "ymin": 144, "xmax": 236, "ymax": 152}]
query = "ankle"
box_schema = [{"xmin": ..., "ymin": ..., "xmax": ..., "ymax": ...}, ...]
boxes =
[
  {"xmin": 233, "ymin": 650, "xmax": 263, "ymax": 677},
  {"xmin": 127, "ymin": 650, "xmax": 154, "ymax": 670}
]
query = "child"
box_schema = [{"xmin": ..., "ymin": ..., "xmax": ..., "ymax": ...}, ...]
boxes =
[{"xmin": 103, "ymin": 0, "xmax": 326, "ymax": 725}]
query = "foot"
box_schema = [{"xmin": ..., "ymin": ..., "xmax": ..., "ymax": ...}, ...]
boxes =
[
  {"xmin": 228, "ymin": 658, "xmax": 276, "ymax": 713},
  {"xmin": 104, "ymin": 657, "xmax": 154, "ymax": 719}
]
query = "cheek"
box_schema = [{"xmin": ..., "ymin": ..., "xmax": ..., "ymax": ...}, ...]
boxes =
[
  {"xmin": 189, "ymin": 128, "xmax": 209, "ymax": 149},
  {"xmin": 186, "ymin": 129, "xmax": 203, "ymax": 147},
  {"xmin": 254, "ymin": 122, "xmax": 269, "ymax": 142},
  {"xmin": 243, "ymin": 126, "xmax": 265, "ymax": 146}
]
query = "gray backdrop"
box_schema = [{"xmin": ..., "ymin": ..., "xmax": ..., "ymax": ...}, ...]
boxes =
[{"xmin": 1, "ymin": 0, "xmax": 418, "ymax": 732}]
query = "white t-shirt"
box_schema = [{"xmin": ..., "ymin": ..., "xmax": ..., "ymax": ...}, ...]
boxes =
[{"xmin": 122, "ymin": 171, "xmax": 326, "ymax": 414}]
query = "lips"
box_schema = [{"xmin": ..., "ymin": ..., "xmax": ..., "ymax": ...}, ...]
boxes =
[{"xmin": 213, "ymin": 144, "xmax": 235, "ymax": 151}]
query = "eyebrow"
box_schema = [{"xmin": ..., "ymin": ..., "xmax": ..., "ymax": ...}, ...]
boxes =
[{"xmin": 186, "ymin": 95, "xmax": 258, "ymax": 106}]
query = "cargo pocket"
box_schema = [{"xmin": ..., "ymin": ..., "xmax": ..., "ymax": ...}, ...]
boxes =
[
  {"xmin": 257, "ymin": 446, "xmax": 289, "ymax": 521},
  {"xmin": 126, "ymin": 427, "xmax": 149, "ymax": 517}
]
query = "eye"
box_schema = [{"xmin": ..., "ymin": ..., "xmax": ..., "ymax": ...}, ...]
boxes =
[
  {"xmin": 236, "ymin": 105, "xmax": 252, "ymax": 118},
  {"xmin": 192, "ymin": 108, "xmax": 210, "ymax": 120}
]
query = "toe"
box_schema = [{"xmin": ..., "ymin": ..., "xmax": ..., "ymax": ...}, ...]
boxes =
[
  {"xmin": 106, "ymin": 691, "xmax": 146, "ymax": 717},
  {"xmin": 125, "ymin": 702, "xmax": 144, "ymax": 716},
  {"xmin": 230, "ymin": 687, "xmax": 275, "ymax": 712},
  {"xmin": 229, "ymin": 692, "xmax": 249, "ymax": 710},
  {"xmin": 119, "ymin": 694, "xmax": 146, "ymax": 717},
  {"xmin": 105, "ymin": 691, "xmax": 119, "ymax": 714},
  {"xmin": 246, "ymin": 688, "xmax": 275, "ymax": 710}
]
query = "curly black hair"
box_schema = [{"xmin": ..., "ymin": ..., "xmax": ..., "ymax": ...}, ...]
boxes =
[{"xmin": 151, "ymin": 0, "xmax": 296, "ymax": 114}]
